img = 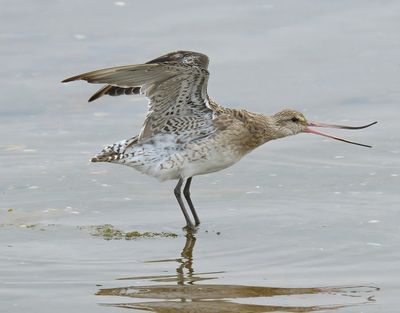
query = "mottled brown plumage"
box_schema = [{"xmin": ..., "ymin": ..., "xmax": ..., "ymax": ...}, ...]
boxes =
[{"xmin": 62, "ymin": 50, "xmax": 376, "ymax": 230}]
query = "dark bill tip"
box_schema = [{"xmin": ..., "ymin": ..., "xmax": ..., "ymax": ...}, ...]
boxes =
[
  {"xmin": 308, "ymin": 121, "xmax": 378, "ymax": 130},
  {"xmin": 305, "ymin": 128, "xmax": 373, "ymax": 148}
]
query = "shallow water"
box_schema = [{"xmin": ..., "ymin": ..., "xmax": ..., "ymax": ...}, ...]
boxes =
[{"xmin": 1, "ymin": 0, "xmax": 400, "ymax": 312}]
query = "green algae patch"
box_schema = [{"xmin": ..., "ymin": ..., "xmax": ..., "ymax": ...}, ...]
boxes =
[
  {"xmin": 125, "ymin": 230, "xmax": 178, "ymax": 239},
  {"xmin": 91, "ymin": 224, "xmax": 178, "ymax": 240}
]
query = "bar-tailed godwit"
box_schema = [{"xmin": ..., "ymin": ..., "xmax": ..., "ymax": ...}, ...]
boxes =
[{"xmin": 63, "ymin": 51, "xmax": 376, "ymax": 230}]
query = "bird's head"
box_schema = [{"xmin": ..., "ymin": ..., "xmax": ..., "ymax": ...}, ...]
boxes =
[
  {"xmin": 273, "ymin": 109, "xmax": 308, "ymax": 136},
  {"xmin": 272, "ymin": 109, "xmax": 377, "ymax": 148}
]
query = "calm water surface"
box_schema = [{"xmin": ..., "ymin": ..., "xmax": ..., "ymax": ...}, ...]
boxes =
[{"xmin": 1, "ymin": 1, "xmax": 400, "ymax": 312}]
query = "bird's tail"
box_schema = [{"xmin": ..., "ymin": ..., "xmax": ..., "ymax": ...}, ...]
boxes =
[
  {"xmin": 91, "ymin": 136, "xmax": 138, "ymax": 163},
  {"xmin": 91, "ymin": 147, "xmax": 118, "ymax": 163}
]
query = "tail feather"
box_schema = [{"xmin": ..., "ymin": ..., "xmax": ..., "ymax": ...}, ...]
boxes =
[
  {"xmin": 91, "ymin": 136, "xmax": 138, "ymax": 163},
  {"xmin": 91, "ymin": 145, "xmax": 120, "ymax": 162}
]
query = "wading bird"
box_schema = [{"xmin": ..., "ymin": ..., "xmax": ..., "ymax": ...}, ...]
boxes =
[{"xmin": 62, "ymin": 51, "xmax": 376, "ymax": 230}]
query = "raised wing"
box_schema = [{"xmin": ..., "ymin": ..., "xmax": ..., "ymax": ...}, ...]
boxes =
[
  {"xmin": 84, "ymin": 50, "xmax": 209, "ymax": 102},
  {"xmin": 62, "ymin": 51, "xmax": 215, "ymax": 140}
]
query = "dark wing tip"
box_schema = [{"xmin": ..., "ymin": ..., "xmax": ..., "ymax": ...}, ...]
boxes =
[
  {"xmin": 88, "ymin": 94, "xmax": 100, "ymax": 102},
  {"xmin": 62, "ymin": 74, "xmax": 85, "ymax": 83},
  {"xmin": 88, "ymin": 85, "xmax": 112, "ymax": 102}
]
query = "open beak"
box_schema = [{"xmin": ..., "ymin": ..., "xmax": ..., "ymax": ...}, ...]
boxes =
[{"xmin": 305, "ymin": 121, "xmax": 377, "ymax": 148}]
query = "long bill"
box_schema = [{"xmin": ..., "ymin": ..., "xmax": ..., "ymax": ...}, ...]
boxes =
[{"xmin": 305, "ymin": 121, "xmax": 377, "ymax": 148}]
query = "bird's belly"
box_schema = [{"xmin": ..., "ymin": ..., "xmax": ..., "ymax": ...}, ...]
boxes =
[
  {"xmin": 180, "ymin": 147, "xmax": 242, "ymax": 178},
  {"xmin": 114, "ymin": 135, "xmax": 242, "ymax": 181}
]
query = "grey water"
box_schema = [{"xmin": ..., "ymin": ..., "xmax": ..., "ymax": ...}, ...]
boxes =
[{"xmin": 1, "ymin": 0, "xmax": 400, "ymax": 312}]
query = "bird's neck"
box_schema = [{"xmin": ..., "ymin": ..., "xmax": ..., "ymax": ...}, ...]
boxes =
[
  {"xmin": 224, "ymin": 109, "xmax": 284, "ymax": 147},
  {"xmin": 262, "ymin": 115, "xmax": 293, "ymax": 141},
  {"xmin": 252, "ymin": 117, "xmax": 294, "ymax": 150}
]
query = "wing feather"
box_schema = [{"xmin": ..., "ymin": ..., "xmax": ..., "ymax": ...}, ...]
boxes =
[{"xmin": 62, "ymin": 50, "xmax": 218, "ymax": 140}]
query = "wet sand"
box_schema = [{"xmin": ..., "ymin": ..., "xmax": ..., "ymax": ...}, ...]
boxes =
[{"xmin": 1, "ymin": 0, "xmax": 400, "ymax": 312}]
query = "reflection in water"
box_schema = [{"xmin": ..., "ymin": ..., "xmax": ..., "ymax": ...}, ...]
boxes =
[
  {"xmin": 102, "ymin": 300, "xmax": 346, "ymax": 313},
  {"xmin": 96, "ymin": 232, "xmax": 377, "ymax": 313}
]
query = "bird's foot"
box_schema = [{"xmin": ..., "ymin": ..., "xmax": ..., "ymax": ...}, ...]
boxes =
[{"xmin": 183, "ymin": 223, "xmax": 198, "ymax": 234}]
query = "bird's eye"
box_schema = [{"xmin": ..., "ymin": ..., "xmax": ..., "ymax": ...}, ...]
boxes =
[{"xmin": 291, "ymin": 117, "xmax": 299, "ymax": 123}]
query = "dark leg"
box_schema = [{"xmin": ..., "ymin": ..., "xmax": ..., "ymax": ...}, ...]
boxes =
[
  {"xmin": 183, "ymin": 177, "xmax": 200, "ymax": 225},
  {"xmin": 174, "ymin": 179, "xmax": 194, "ymax": 230}
]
